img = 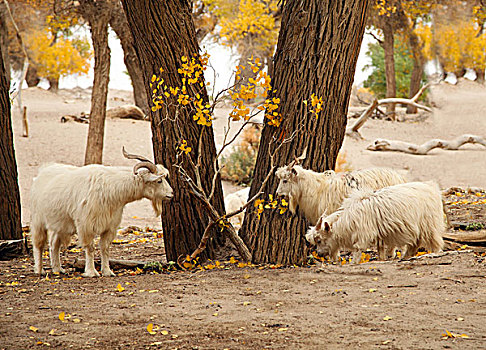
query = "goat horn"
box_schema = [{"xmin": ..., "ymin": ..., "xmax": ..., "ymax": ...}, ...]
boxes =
[
  {"xmin": 122, "ymin": 146, "xmax": 153, "ymax": 163},
  {"xmin": 287, "ymin": 147, "xmax": 308, "ymax": 168},
  {"xmin": 133, "ymin": 161, "xmax": 158, "ymax": 175}
]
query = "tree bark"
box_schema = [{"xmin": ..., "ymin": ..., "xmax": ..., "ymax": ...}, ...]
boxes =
[
  {"xmin": 25, "ymin": 65, "xmax": 40, "ymax": 87},
  {"xmin": 47, "ymin": 76, "xmax": 59, "ymax": 91},
  {"xmin": 0, "ymin": 1, "xmax": 10, "ymax": 89},
  {"xmin": 382, "ymin": 21, "xmax": 396, "ymax": 117},
  {"xmin": 121, "ymin": 0, "xmax": 227, "ymax": 263},
  {"xmin": 79, "ymin": 0, "xmax": 112, "ymax": 165},
  {"xmin": 109, "ymin": 1, "xmax": 149, "ymax": 115},
  {"xmin": 0, "ymin": 40, "xmax": 23, "ymax": 250},
  {"xmin": 239, "ymin": 0, "xmax": 370, "ymax": 265},
  {"xmin": 475, "ymin": 68, "xmax": 485, "ymax": 84}
]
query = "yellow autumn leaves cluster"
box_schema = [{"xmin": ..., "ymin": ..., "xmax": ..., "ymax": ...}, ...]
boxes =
[{"xmin": 254, "ymin": 194, "xmax": 288, "ymax": 219}]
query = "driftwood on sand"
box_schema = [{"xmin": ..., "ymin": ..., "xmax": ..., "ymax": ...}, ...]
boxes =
[
  {"xmin": 366, "ymin": 134, "xmax": 486, "ymax": 155},
  {"xmin": 61, "ymin": 105, "xmax": 146, "ymax": 123},
  {"xmin": 346, "ymin": 83, "xmax": 433, "ymax": 139}
]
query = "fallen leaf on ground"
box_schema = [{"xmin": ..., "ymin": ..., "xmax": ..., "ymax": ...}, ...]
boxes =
[
  {"xmin": 116, "ymin": 284, "xmax": 125, "ymax": 292},
  {"xmin": 383, "ymin": 316, "xmax": 392, "ymax": 321},
  {"xmin": 29, "ymin": 326, "xmax": 38, "ymax": 332},
  {"xmin": 147, "ymin": 323, "xmax": 157, "ymax": 335}
]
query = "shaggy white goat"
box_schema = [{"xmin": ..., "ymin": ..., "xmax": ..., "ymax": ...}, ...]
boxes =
[
  {"xmin": 224, "ymin": 187, "xmax": 250, "ymax": 227},
  {"xmin": 31, "ymin": 149, "xmax": 173, "ymax": 277},
  {"xmin": 276, "ymin": 165, "xmax": 406, "ymax": 225},
  {"xmin": 305, "ymin": 181, "xmax": 445, "ymax": 263}
]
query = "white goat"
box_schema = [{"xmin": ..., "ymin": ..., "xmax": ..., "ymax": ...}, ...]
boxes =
[
  {"xmin": 276, "ymin": 165, "xmax": 407, "ymax": 225},
  {"xmin": 30, "ymin": 148, "xmax": 173, "ymax": 277},
  {"xmin": 305, "ymin": 181, "xmax": 445, "ymax": 263},
  {"xmin": 224, "ymin": 187, "xmax": 250, "ymax": 227}
]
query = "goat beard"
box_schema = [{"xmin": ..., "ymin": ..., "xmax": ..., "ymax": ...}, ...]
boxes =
[{"xmin": 151, "ymin": 198, "xmax": 163, "ymax": 217}]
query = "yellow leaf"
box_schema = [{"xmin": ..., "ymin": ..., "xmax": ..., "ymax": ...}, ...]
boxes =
[
  {"xmin": 151, "ymin": 75, "xmax": 156, "ymax": 83},
  {"xmin": 29, "ymin": 326, "xmax": 38, "ymax": 332},
  {"xmin": 58, "ymin": 312, "xmax": 65, "ymax": 322},
  {"xmin": 383, "ymin": 316, "xmax": 392, "ymax": 321},
  {"xmin": 369, "ymin": 288, "xmax": 377, "ymax": 293},
  {"xmin": 116, "ymin": 283, "xmax": 125, "ymax": 292},
  {"xmin": 278, "ymin": 327, "xmax": 288, "ymax": 332},
  {"xmin": 161, "ymin": 330, "xmax": 169, "ymax": 336},
  {"xmin": 73, "ymin": 318, "xmax": 81, "ymax": 323},
  {"xmin": 147, "ymin": 323, "xmax": 157, "ymax": 335}
]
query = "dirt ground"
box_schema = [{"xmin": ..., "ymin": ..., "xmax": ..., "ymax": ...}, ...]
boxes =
[{"xmin": 1, "ymin": 80, "xmax": 486, "ymax": 349}]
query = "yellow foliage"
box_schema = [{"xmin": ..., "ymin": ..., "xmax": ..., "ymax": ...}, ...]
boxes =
[
  {"xmin": 416, "ymin": 20, "xmax": 486, "ymax": 72},
  {"xmin": 210, "ymin": 0, "xmax": 278, "ymax": 54},
  {"xmin": 25, "ymin": 29, "xmax": 91, "ymax": 80}
]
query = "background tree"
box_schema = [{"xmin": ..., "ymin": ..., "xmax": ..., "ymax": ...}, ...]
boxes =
[
  {"xmin": 239, "ymin": 0, "xmax": 370, "ymax": 265},
  {"xmin": 77, "ymin": 0, "xmax": 112, "ymax": 165},
  {"xmin": 108, "ymin": 1, "xmax": 148, "ymax": 114},
  {"xmin": 121, "ymin": 0, "xmax": 227, "ymax": 262},
  {"xmin": 206, "ymin": 0, "xmax": 280, "ymax": 80},
  {"xmin": 0, "ymin": 39, "xmax": 23, "ymax": 250},
  {"xmin": 363, "ymin": 37, "xmax": 425, "ymax": 100}
]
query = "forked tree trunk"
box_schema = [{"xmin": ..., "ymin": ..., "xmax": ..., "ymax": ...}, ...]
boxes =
[
  {"xmin": 382, "ymin": 22, "xmax": 396, "ymax": 116},
  {"xmin": 121, "ymin": 0, "xmax": 227, "ymax": 262},
  {"xmin": 109, "ymin": 1, "xmax": 149, "ymax": 115},
  {"xmin": 80, "ymin": 0, "xmax": 111, "ymax": 165},
  {"xmin": 239, "ymin": 0, "xmax": 370, "ymax": 265},
  {"xmin": 0, "ymin": 41, "xmax": 23, "ymax": 248}
]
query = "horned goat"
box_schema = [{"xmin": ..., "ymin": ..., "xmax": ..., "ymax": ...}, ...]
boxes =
[
  {"xmin": 276, "ymin": 164, "xmax": 407, "ymax": 226},
  {"xmin": 224, "ymin": 187, "xmax": 250, "ymax": 227},
  {"xmin": 305, "ymin": 181, "xmax": 445, "ymax": 263},
  {"xmin": 30, "ymin": 148, "xmax": 173, "ymax": 277}
]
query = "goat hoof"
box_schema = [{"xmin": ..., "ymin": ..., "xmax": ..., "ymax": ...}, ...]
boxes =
[
  {"xmin": 82, "ymin": 270, "xmax": 100, "ymax": 278},
  {"xmin": 102, "ymin": 270, "xmax": 115, "ymax": 277},
  {"xmin": 52, "ymin": 267, "xmax": 66, "ymax": 274},
  {"xmin": 35, "ymin": 268, "xmax": 46, "ymax": 276}
]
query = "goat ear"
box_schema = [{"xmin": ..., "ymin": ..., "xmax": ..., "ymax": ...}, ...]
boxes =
[
  {"xmin": 290, "ymin": 167, "xmax": 298, "ymax": 177},
  {"xmin": 315, "ymin": 217, "xmax": 323, "ymax": 231},
  {"xmin": 324, "ymin": 221, "xmax": 331, "ymax": 232}
]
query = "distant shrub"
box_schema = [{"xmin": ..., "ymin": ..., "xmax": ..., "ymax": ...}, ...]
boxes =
[{"xmin": 221, "ymin": 125, "xmax": 260, "ymax": 185}]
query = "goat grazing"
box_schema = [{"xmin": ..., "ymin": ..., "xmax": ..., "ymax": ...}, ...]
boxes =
[
  {"xmin": 276, "ymin": 164, "xmax": 406, "ymax": 225},
  {"xmin": 30, "ymin": 148, "xmax": 173, "ymax": 277},
  {"xmin": 305, "ymin": 181, "xmax": 445, "ymax": 263}
]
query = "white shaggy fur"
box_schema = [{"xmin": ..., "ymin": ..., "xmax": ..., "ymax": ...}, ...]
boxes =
[
  {"xmin": 276, "ymin": 165, "xmax": 406, "ymax": 225},
  {"xmin": 30, "ymin": 163, "xmax": 173, "ymax": 277},
  {"xmin": 224, "ymin": 187, "xmax": 250, "ymax": 227},
  {"xmin": 305, "ymin": 181, "xmax": 445, "ymax": 263}
]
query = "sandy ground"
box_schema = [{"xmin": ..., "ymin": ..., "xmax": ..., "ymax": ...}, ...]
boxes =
[{"xmin": 2, "ymin": 82, "xmax": 486, "ymax": 349}]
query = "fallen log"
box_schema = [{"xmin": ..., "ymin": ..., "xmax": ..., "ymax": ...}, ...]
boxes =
[
  {"xmin": 0, "ymin": 239, "xmax": 27, "ymax": 260},
  {"xmin": 106, "ymin": 105, "xmax": 146, "ymax": 120},
  {"xmin": 366, "ymin": 134, "xmax": 486, "ymax": 155},
  {"xmin": 61, "ymin": 105, "xmax": 146, "ymax": 124},
  {"xmin": 69, "ymin": 258, "xmax": 148, "ymax": 271},
  {"xmin": 346, "ymin": 82, "xmax": 433, "ymax": 139},
  {"xmin": 443, "ymin": 230, "xmax": 486, "ymax": 246}
]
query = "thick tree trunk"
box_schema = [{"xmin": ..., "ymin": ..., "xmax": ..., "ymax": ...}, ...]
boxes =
[
  {"xmin": 475, "ymin": 68, "xmax": 485, "ymax": 83},
  {"xmin": 0, "ymin": 1, "xmax": 10, "ymax": 89},
  {"xmin": 25, "ymin": 65, "xmax": 40, "ymax": 87},
  {"xmin": 239, "ymin": 0, "xmax": 370, "ymax": 265},
  {"xmin": 0, "ymin": 40, "xmax": 23, "ymax": 251},
  {"xmin": 47, "ymin": 76, "xmax": 59, "ymax": 92},
  {"xmin": 109, "ymin": 2, "xmax": 149, "ymax": 115},
  {"xmin": 121, "ymin": 0, "xmax": 227, "ymax": 262},
  {"xmin": 80, "ymin": 0, "xmax": 111, "ymax": 165},
  {"xmin": 382, "ymin": 22, "xmax": 396, "ymax": 117}
]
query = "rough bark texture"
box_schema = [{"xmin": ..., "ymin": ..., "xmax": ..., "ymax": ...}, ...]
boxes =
[
  {"xmin": 382, "ymin": 22, "xmax": 396, "ymax": 116},
  {"xmin": 0, "ymin": 1, "xmax": 10, "ymax": 88},
  {"xmin": 80, "ymin": 0, "xmax": 112, "ymax": 165},
  {"xmin": 475, "ymin": 68, "xmax": 485, "ymax": 84},
  {"xmin": 109, "ymin": 1, "xmax": 149, "ymax": 114},
  {"xmin": 239, "ymin": 0, "xmax": 370, "ymax": 265},
  {"xmin": 0, "ymin": 41, "xmax": 23, "ymax": 244},
  {"xmin": 121, "ymin": 0, "xmax": 226, "ymax": 262},
  {"xmin": 47, "ymin": 76, "xmax": 59, "ymax": 91}
]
